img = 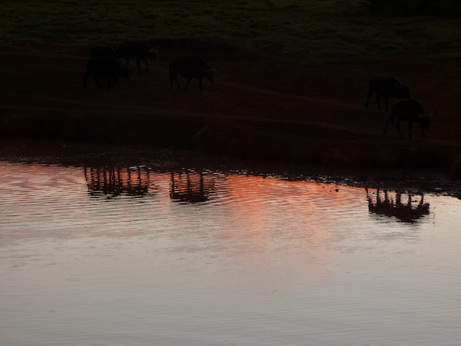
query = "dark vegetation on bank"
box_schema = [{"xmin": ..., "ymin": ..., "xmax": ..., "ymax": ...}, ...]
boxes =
[{"xmin": 1, "ymin": 1, "xmax": 461, "ymax": 182}]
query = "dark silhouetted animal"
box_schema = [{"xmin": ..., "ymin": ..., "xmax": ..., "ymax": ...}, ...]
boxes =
[
  {"xmin": 90, "ymin": 45, "xmax": 117, "ymax": 58},
  {"xmin": 383, "ymin": 99, "xmax": 432, "ymax": 139},
  {"xmin": 83, "ymin": 56, "xmax": 132, "ymax": 90},
  {"xmin": 365, "ymin": 76, "xmax": 410, "ymax": 111},
  {"xmin": 118, "ymin": 41, "xmax": 158, "ymax": 74},
  {"xmin": 169, "ymin": 54, "xmax": 215, "ymax": 92}
]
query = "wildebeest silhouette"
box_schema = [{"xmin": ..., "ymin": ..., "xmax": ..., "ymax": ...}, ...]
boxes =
[
  {"xmin": 366, "ymin": 75, "xmax": 410, "ymax": 111},
  {"xmin": 169, "ymin": 54, "xmax": 215, "ymax": 92},
  {"xmin": 383, "ymin": 99, "xmax": 433, "ymax": 139},
  {"xmin": 83, "ymin": 56, "xmax": 132, "ymax": 90},
  {"xmin": 118, "ymin": 41, "xmax": 158, "ymax": 74},
  {"xmin": 90, "ymin": 45, "xmax": 117, "ymax": 58}
]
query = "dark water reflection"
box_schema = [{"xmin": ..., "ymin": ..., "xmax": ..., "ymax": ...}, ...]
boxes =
[
  {"xmin": 366, "ymin": 188, "xmax": 430, "ymax": 223},
  {"xmin": 1, "ymin": 160, "xmax": 461, "ymax": 345},
  {"xmin": 169, "ymin": 172, "xmax": 213, "ymax": 203},
  {"xmin": 82, "ymin": 164, "xmax": 436, "ymax": 224},
  {"xmin": 84, "ymin": 166, "xmax": 214, "ymax": 203},
  {"xmin": 84, "ymin": 166, "xmax": 155, "ymax": 198}
]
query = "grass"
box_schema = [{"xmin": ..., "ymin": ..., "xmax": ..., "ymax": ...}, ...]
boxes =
[{"xmin": 2, "ymin": 0, "xmax": 461, "ymax": 62}]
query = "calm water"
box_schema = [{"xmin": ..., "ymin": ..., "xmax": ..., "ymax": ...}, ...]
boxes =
[{"xmin": 1, "ymin": 160, "xmax": 461, "ymax": 345}]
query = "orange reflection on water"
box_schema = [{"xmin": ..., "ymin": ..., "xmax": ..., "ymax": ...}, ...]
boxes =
[
  {"xmin": 0, "ymin": 160, "xmax": 439, "ymax": 286},
  {"xmin": 210, "ymin": 175, "xmax": 367, "ymax": 277}
]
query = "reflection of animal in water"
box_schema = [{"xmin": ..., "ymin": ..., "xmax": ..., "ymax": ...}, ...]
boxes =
[
  {"xmin": 84, "ymin": 166, "xmax": 153, "ymax": 198},
  {"xmin": 365, "ymin": 188, "xmax": 430, "ymax": 223},
  {"xmin": 383, "ymin": 99, "xmax": 433, "ymax": 139},
  {"xmin": 170, "ymin": 172, "xmax": 212, "ymax": 203},
  {"xmin": 169, "ymin": 54, "xmax": 215, "ymax": 92},
  {"xmin": 365, "ymin": 76, "xmax": 410, "ymax": 111}
]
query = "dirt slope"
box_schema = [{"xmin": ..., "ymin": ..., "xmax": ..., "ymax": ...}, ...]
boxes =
[{"xmin": 1, "ymin": 39, "xmax": 461, "ymax": 179}]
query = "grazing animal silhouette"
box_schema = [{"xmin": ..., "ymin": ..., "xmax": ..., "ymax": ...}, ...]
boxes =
[
  {"xmin": 83, "ymin": 56, "xmax": 132, "ymax": 90},
  {"xmin": 118, "ymin": 41, "xmax": 158, "ymax": 74},
  {"xmin": 169, "ymin": 54, "xmax": 215, "ymax": 92},
  {"xmin": 383, "ymin": 99, "xmax": 432, "ymax": 139},
  {"xmin": 90, "ymin": 45, "xmax": 117, "ymax": 58},
  {"xmin": 366, "ymin": 76, "xmax": 410, "ymax": 111}
]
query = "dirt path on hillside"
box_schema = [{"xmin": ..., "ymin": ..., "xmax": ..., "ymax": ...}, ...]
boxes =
[{"xmin": 1, "ymin": 40, "xmax": 461, "ymax": 179}]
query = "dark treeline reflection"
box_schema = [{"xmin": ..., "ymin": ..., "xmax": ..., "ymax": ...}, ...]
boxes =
[
  {"xmin": 365, "ymin": 188, "xmax": 430, "ymax": 223},
  {"xmin": 84, "ymin": 166, "xmax": 214, "ymax": 203}
]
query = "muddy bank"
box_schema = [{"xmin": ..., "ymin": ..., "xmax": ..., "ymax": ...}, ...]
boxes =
[
  {"xmin": 1, "ymin": 138, "xmax": 459, "ymax": 199},
  {"xmin": 1, "ymin": 40, "xmax": 461, "ymax": 180},
  {"xmin": 2, "ymin": 108, "xmax": 459, "ymax": 178}
]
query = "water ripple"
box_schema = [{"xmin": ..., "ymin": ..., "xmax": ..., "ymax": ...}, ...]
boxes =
[{"xmin": 1, "ymin": 160, "xmax": 461, "ymax": 345}]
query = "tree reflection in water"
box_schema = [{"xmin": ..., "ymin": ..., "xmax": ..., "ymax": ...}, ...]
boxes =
[
  {"xmin": 84, "ymin": 165, "xmax": 155, "ymax": 198},
  {"xmin": 365, "ymin": 188, "xmax": 430, "ymax": 223}
]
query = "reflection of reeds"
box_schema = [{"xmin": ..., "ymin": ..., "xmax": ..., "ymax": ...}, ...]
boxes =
[
  {"xmin": 365, "ymin": 188, "xmax": 430, "ymax": 223},
  {"xmin": 84, "ymin": 166, "xmax": 154, "ymax": 198}
]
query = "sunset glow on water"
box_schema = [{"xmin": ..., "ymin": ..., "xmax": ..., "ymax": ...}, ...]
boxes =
[{"xmin": 1, "ymin": 161, "xmax": 461, "ymax": 345}]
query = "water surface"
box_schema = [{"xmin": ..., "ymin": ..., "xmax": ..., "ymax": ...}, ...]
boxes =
[{"xmin": 1, "ymin": 160, "xmax": 461, "ymax": 345}]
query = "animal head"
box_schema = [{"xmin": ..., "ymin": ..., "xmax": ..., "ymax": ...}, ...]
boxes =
[
  {"xmin": 148, "ymin": 48, "xmax": 159, "ymax": 62},
  {"xmin": 418, "ymin": 113, "xmax": 433, "ymax": 129},
  {"xmin": 395, "ymin": 81, "xmax": 410, "ymax": 98},
  {"xmin": 117, "ymin": 59, "xmax": 132, "ymax": 79},
  {"xmin": 203, "ymin": 68, "xmax": 216, "ymax": 83}
]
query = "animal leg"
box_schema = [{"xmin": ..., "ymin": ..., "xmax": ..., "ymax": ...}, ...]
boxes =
[
  {"xmin": 185, "ymin": 77, "xmax": 192, "ymax": 90},
  {"xmin": 396, "ymin": 119, "xmax": 404, "ymax": 137},
  {"xmin": 83, "ymin": 73, "xmax": 89, "ymax": 88},
  {"xmin": 376, "ymin": 95, "xmax": 382, "ymax": 110},
  {"xmin": 365, "ymin": 91, "xmax": 373, "ymax": 108},
  {"xmin": 408, "ymin": 121, "xmax": 413, "ymax": 139},
  {"xmin": 107, "ymin": 75, "xmax": 117, "ymax": 90},
  {"xmin": 94, "ymin": 75, "xmax": 102, "ymax": 89},
  {"xmin": 383, "ymin": 116, "xmax": 393, "ymax": 135},
  {"xmin": 420, "ymin": 122, "xmax": 425, "ymax": 139},
  {"xmin": 170, "ymin": 72, "xmax": 180, "ymax": 89}
]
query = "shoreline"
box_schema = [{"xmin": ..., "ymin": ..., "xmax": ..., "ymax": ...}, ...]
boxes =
[
  {"xmin": 1, "ymin": 40, "xmax": 461, "ymax": 183},
  {"xmin": 1, "ymin": 138, "xmax": 459, "ymax": 198}
]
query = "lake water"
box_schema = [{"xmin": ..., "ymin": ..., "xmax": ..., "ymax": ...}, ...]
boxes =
[{"xmin": 1, "ymin": 159, "xmax": 461, "ymax": 345}]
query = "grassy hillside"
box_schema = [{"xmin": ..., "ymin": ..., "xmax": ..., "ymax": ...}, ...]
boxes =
[{"xmin": 2, "ymin": 0, "xmax": 461, "ymax": 61}]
